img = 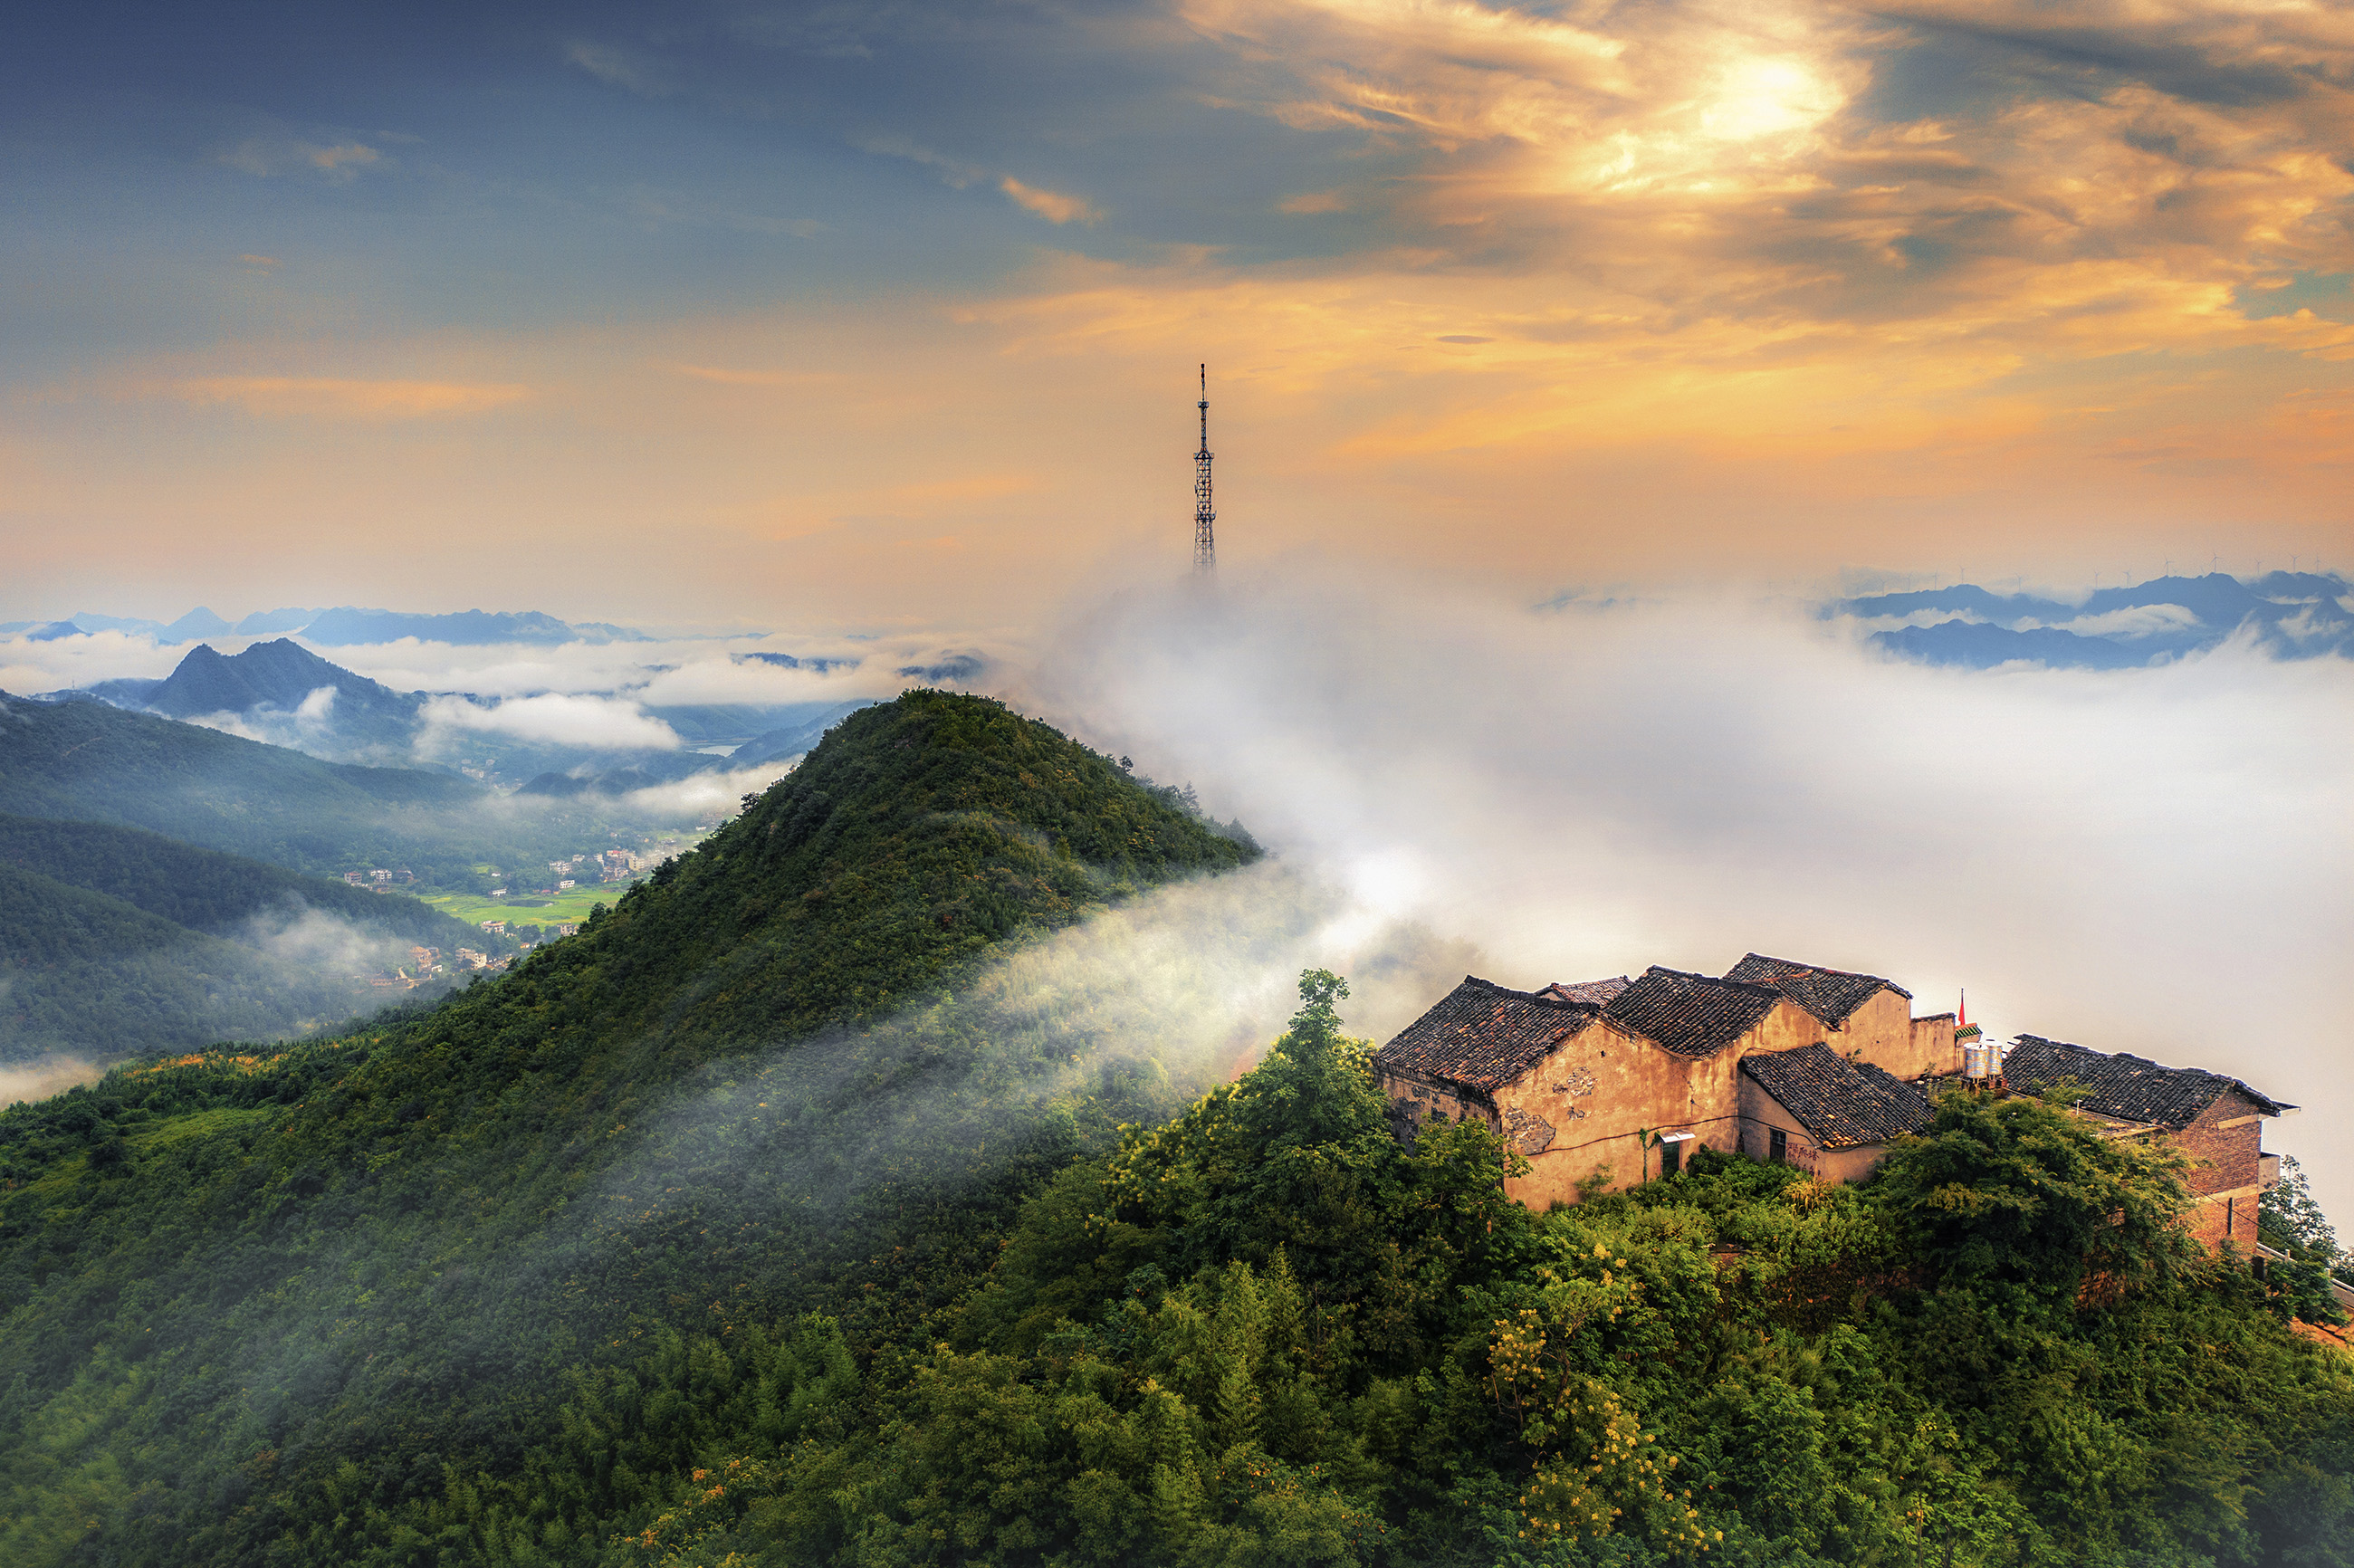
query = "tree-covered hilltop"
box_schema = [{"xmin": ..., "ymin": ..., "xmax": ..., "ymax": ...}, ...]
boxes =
[
  {"xmin": 393, "ymin": 980, "xmax": 2354, "ymax": 1567},
  {"xmin": 0, "ymin": 691, "xmax": 1264, "ymax": 1565}
]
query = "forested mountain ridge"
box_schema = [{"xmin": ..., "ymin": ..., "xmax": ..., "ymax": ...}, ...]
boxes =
[
  {"xmin": 0, "ymin": 689, "xmax": 627, "ymax": 884},
  {"xmin": 0, "ymin": 688, "xmax": 478, "ymax": 873},
  {"xmin": 0, "ymin": 813, "xmax": 483, "ymax": 949},
  {"xmin": 0, "ymin": 815, "xmax": 499, "ymax": 1063},
  {"xmin": 0, "ymin": 691, "xmax": 1263, "ymax": 1565},
  {"xmin": 0, "ymin": 862, "xmax": 368, "ymax": 1060},
  {"xmin": 3, "ymin": 691, "xmax": 2345, "ymax": 1566}
]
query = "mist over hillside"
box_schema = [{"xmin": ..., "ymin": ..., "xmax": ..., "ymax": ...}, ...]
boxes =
[{"xmin": 1009, "ymin": 570, "xmax": 2354, "ymax": 1224}]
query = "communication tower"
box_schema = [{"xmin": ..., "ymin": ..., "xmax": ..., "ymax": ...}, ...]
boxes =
[{"xmin": 1192, "ymin": 364, "xmax": 1216, "ymax": 575}]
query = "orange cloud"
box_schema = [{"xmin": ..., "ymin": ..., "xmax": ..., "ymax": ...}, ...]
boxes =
[{"xmin": 1001, "ymin": 177, "xmax": 1102, "ymax": 225}]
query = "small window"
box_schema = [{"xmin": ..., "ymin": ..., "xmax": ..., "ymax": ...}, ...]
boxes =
[
  {"xmin": 1769, "ymin": 1128, "xmax": 1787, "ymax": 1164},
  {"xmin": 1660, "ymin": 1140, "xmax": 1683, "ymax": 1177}
]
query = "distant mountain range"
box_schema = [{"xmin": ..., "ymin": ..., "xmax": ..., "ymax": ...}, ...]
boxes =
[
  {"xmin": 0, "ymin": 684, "xmax": 488, "ymax": 878},
  {"xmin": 0, "ymin": 606, "xmax": 651, "ymax": 645},
  {"xmin": 1837, "ymin": 570, "xmax": 2352, "ymax": 669},
  {"xmin": 40, "ymin": 637, "xmax": 876, "ymax": 790}
]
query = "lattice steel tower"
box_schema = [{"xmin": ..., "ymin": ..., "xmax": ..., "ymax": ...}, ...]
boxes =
[{"xmin": 1192, "ymin": 364, "xmax": 1216, "ymax": 575}]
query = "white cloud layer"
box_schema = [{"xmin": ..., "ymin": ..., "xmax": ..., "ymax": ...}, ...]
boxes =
[
  {"xmin": 419, "ymin": 693, "xmax": 683, "ymax": 750},
  {"xmin": 618, "ymin": 760, "xmax": 802, "ymax": 818},
  {"xmin": 1010, "ymin": 571, "xmax": 2354, "ymax": 1219}
]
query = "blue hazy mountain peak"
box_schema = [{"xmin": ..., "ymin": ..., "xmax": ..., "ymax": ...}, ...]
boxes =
[
  {"xmin": 1840, "ymin": 570, "xmax": 2351, "ymax": 670},
  {"xmin": 160, "ymin": 607, "xmax": 233, "ymax": 643},
  {"xmin": 12, "ymin": 607, "xmax": 649, "ymax": 645}
]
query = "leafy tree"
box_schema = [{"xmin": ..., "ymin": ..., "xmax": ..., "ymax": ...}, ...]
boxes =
[{"xmin": 1871, "ymin": 1086, "xmax": 2199, "ymax": 1306}]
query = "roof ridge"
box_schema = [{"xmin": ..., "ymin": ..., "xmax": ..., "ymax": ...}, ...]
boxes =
[
  {"xmin": 2005, "ymin": 1033, "xmax": 2294, "ymax": 1120},
  {"xmin": 1462, "ymin": 974, "xmax": 1598, "ymax": 1012},
  {"xmin": 1639, "ymin": 964, "xmax": 1785, "ymax": 999}
]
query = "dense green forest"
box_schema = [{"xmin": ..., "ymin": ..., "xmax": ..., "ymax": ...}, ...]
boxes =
[
  {"xmin": 0, "ymin": 690, "xmax": 640, "ymax": 884},
  {"xmin": 0, "ymin": 812, "xmax": 492, "ymax": 950},
  {"xmin": 0, "ymin": 814, "xmax": 503, "ymax": 1063},
  {"xmin": 0, "ymin": 693, "xmax": 2344, "ymax": 1565},
  {"xmin": 0, "ymin": 861, "xmax": 388, "ymax": 1062}
]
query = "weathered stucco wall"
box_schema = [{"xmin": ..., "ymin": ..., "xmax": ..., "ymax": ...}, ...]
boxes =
[
  {"xmin": 1731, "ymin": 1075, "xmax": 1895, "ymax": 1183},
  {"xmin": 1377, "ymin": 1068, "xmax": 1493, "ymax": 1143},
  {"xmin": 1813, "ymin": 990, "xmax": 1953, "ymax": 1078},
  {"xmin": 1490, "ymin": 999, "xmax": 1827, "ymax": 1206},
  {"xmin": 1896, "ymin": 1009, "xmax": 1960, "ymax": 1078},
  {"xmin": 1737, "ymin": 999, "xmax": 1829, "ymax": 1059}
]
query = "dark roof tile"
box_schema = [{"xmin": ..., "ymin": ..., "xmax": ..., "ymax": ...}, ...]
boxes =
[
  {"xmin": 1376, "ymin": 976, "xmax": 1602, "ymax": 1094},
  {"xmin": 1603, "ymin": 966, "xmax": 1782, "ymax": 1058},
  {"xmin": 1724, "ymin": 952, "xmax": 1909, "ymax": 1026},
  {"xmin": 1540, "ymin": 976, "xmax": 1632, "ymax": 1006},
  {"xmin": 1740, "ymin": 1043, "xmax": 1937, "ymax": 1150},
  {"xmin": 2005, "ymin": 1035, "xmax": 2292, "ymax": 1130}
]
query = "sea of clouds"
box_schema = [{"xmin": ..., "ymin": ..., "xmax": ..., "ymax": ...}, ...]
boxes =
[
  {"xmin": 1002, "ymin": 570, "xmax": 2354, "ymax": 1221},
  {"xmin": 2, "ymin": 579, "xmax": 2345, "ymax": 1221}
]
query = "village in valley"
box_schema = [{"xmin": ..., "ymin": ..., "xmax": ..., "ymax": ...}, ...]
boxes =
[{"xmin": 346, "ymin": 832, "xmax": 703, "ymax": 991}]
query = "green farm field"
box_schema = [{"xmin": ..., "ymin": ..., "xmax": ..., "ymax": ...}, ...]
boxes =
[{"xmin": 418, "ymin": 881, "xmax": 636, "ymax": 929}]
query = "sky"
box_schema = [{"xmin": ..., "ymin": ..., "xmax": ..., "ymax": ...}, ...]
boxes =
[
  {"xmin": 1, "ymin": 4, "xmax": 2349, "ymax": 1210},
  {"xmin": 4, "ymin": 0, "xmax": 2351, "ymax": 627}
]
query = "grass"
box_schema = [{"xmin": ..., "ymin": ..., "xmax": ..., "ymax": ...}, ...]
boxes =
[
  {"xmin": 125, "ymin": 1105, "xmax": 272, "ymax": 1154},
  {"xmin": 420, "ymin": 882, "xmax": 637, "ymax": 929}
]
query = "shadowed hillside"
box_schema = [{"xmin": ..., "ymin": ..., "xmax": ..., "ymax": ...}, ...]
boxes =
[{"xmin": 0, "ymin": 814, "xmax": 502, "ymax": 1063}]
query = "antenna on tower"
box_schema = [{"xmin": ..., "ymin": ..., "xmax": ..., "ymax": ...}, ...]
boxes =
[{"xmin": 1192, "ymin": 365, "xmax": 1216, "ymax": 575}]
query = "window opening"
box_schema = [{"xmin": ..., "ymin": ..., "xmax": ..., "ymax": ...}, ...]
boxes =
[{"xmin": 1769, "ymin": 1127, "xmax": 1787, "ymax": 1164}]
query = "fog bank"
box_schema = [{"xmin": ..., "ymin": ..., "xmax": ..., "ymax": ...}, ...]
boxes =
[{"xmin": 1008, "ymin": 572, "xmax": 2354, "ymax": 1219}]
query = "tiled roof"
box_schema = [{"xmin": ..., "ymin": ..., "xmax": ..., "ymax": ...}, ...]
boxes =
[
  {"xmin": 1724, "ymin": 952, "xmax": 1909, "ymax": 1026},
  {"xmin": 1540, "ymin": 976, "xmax": 1632, "ymax": 1006},
  {"xmin": 1740, "ymin": 1043, "xmax": 1938, "ymax": 1150},
  {"xmin": 2005, "ymin": 1036, "xmax": 2293, "ymax": 1131},
  {"xmin": 1376, "ymin": 976, "xmax": 1603, "ymax": 1094},
  {"xmin": 1602, "ymin": 967, "xmax": 1783, "ymax": 1058}
]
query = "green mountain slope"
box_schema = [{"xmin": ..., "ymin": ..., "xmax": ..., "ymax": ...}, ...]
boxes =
[
  {"xmin": 0, "ymin": 692, "xmax": 1261, "ymax": 1565},
  {"xmin": 0, "ymin": 812, "xmax": 489, "ymax": 949},
  {"xmin": 0, "ymin": 814, "xmax": 509, "ymax": 1063},
  {"xmin": 0, "ymin": 863, "xmax": 372, "ymax": 1061},
  {"xmin": 0, "ymin": 691, "xmax": 628, "ymax": 884},
  {"xmin": 9, "ymin": 689, "xmax": 2338, "ymax": 1565}
]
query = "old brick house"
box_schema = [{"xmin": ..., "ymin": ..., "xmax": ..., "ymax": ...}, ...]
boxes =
[
  {"xmin": 1374, "ymin": 953, "xmax": 2291, "ymax": 1238},
  {"xmin": 1375, "ymin": 954, "xmax": 1959, "ymax": 1209},
  {"xmin": 2004, "ymin": 1035, "xmax": 2292, "ymax": 1248}
]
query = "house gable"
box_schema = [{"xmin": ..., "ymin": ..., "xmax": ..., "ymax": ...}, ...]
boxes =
[
  {"xmin": 1738, "ymin": 1043, "xmax": 1937, "ymax": 1152},
  {"xmin": 1374, "ymin": 976, "xmax": 1603, "ymax": 1098},
  {"xmin": 1725, "ymin": 952, "xmax": 1909, "ymax": 1029}
]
